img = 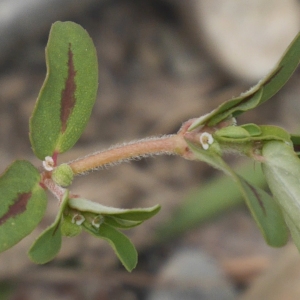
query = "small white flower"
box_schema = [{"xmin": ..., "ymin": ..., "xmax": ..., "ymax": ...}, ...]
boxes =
[
  {"xmin": 43, "ymin": 156, "xmax": 54, "ymax": 171},
  {"xmin": 200, "ymin": 132, "xmax": 214, "ymax": 150},
  {"xmin": 72, "ymin": 214, "xmax": 85, "ymax": 226},
  {"xmin": 92, "ymin": 215, "xmax": 104, "ymax": 229}
]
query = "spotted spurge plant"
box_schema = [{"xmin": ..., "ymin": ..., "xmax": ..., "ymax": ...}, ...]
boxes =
[{"xmin": 1, "ymin": 21, "xmax": 300, "ymax": 272}]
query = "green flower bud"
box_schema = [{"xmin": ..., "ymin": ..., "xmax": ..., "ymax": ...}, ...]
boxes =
[
  {"xmin": 52, "ymin": 163, "xmax": 74, "ymax": 187},
  {"xmin": 61, "ymin": 216, "xmax": 82, "ymax": 237}
]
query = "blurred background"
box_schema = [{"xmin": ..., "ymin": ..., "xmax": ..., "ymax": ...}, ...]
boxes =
[{"xmin": 0, "ymin": 0, "xmax": 300, "ymax": 299}]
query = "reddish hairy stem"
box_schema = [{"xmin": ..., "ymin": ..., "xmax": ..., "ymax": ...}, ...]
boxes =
[
  {"xmin": 68, "ymin": 134, "xmax": 187, "ymax": 175},
  {"xmin": 43, "ymin": 178, "xmax": 66, "ymax": 203}
]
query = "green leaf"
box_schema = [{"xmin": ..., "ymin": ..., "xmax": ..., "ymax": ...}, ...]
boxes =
[
  {"xmin": 28, "ymin": 220, "xmax": 62, "ymax": 264},
  {"xmin": 240, "ymin": 123, "xmax": 262, "ymax": 136},
  {"xmin": 213, "ymin": 125, "xmax": 291, "ymax": 154},
  {"xmin": 258, "ymin": 125, "xmax": 291, "ymax": 142},
  {"xmin": 104, "ymin": 217, "xmax": 143, "ymax": 229},
  {"xmin": 188, "ymin": 82, "xmax": 263, "ymax": 129},
  {"xmin": 261, "ymin": 141, "xmax": 300, "ymax": 250},
  {"xmin": 236, "ymin": 175, "xmax": 288, "ymax": 247},
  {"xmin": 30, "ymin": 21, "xmax": 98, "ymax": 160},
  {"xmin": 0, "ymin": 160, "xmax": 47, "ymax": 252},
  {"xmin": 189, "ymin": 31, "xmax": 300, "ymax": 130},
  {"xmin": 186, "ymin": 141, "xmax": 289, "ymax": 247},
  {"xmin": 28, "ymin": 190, "xmax": 69, "ymax": 264},
  {"xmin": 68, "ymin": 198, "xmax": 161, "ymax": 222},
  {"xmin": 66, "ymin": 198, "xmax": 158, "ymax": 270},
  {"xmin": 83, "ymin": 222, "xmax": 137, "ymax": 272},
  {"xmin": 214, "ymin": 126, "xmax": 251, "ymax": 139}
]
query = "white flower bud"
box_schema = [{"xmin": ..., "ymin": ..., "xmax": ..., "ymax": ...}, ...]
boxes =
[
  {"xmin": 43, "ymin": 156, "xmax": 54, "ymax": 171},
  {"xmin": 200, "ymin": 132, "xmax": 214, "ymax": 150},
  {"xmin": 92, "ymin": 215, "xmax": 104, "ymax": 229},
  {"xmin": 72, "ymin": 214, "xmax": 85, "ymax": 226}
]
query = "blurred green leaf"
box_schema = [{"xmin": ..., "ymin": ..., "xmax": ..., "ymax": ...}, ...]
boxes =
[
  {"xmin": 262, "ymin": 141, "xmax": 300, "ymax": 251},
  {"xmin": 28, "ymin": 190, "xmax": 69, "ymax": 264},
  {"xmin": 0, "ymin": 160, "xmax": 47, "ymax": 253},
  {"xmin": 184, "ymin": 141, "xmax": 289, "ymax": 247},
  {"xmin": 158, "ymin": 162, "xmax": 267, "ymax": 240},
  {"xmin": 83, "ymin": 222, "xmax": 137, "ymax": 272},
  {"xmin": 189, "ymin": 31, "xmax": 300, "ymax": 130},
  {"xmin": 30, "ymin": 21, "xmax": 98, "ymax": 160},
  {"xmin": 0, "ymin": 281, "xmax": 14, "ymax": 300}
]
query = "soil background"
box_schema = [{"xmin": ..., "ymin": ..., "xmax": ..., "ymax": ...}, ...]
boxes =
[{"xmin": 0, "ymin": 1, "xmax": 300, "ymax": 299}]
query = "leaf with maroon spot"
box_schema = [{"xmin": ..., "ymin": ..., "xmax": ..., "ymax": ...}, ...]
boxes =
[
  {"xmin": 185, "ymin": 140, "xmax": 289, "ymax": 247},
  {"xmin": 0, "ymin": 160, "xmax": 47, "ymax": 253},
  {"xmin": 30, "ymin": 21, "xmax": 98, "ymax": 160}
]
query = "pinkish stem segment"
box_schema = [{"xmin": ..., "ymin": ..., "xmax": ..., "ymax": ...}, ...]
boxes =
[{"xmin": 68, "ymin": 134, "xmax": 188, "ymax": 175}]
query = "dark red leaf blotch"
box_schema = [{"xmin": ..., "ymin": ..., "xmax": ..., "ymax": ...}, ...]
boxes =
[
  {"xmin": 60, "ymin": 44, "xmax": 77, "ymax": 133},
  {"xmin": 0, "ymin": 192, "xmax": 32, "ymax": 225}
]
